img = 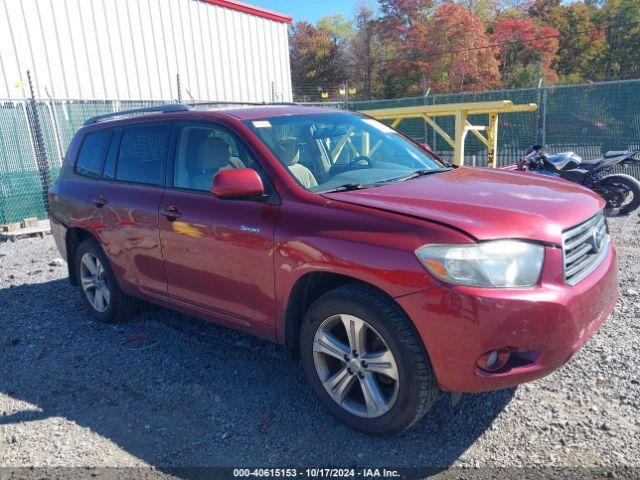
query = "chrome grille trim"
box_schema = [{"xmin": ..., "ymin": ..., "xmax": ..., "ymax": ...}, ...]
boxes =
[{"xmin": 562, "ymin": 211, "xmax": 609, "ymax": 285}]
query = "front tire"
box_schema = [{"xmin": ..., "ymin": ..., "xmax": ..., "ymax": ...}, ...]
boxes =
[
  {"xmin": 75, "ymin": 239, "xmax": 137, "ymax": 323},
  {"xmin": 299, "ymin": 284, "xmax": 439, "ymax": 435},
  {"xmin": 599, "ymin": 174, "xmax": 640, "ymax": 215}
]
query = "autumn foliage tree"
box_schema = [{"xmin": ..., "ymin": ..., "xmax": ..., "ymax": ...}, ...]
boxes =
[
  {"xmin": 376, "ymin": 0, "xmax": 435, "ymax": 97},
  {"xmin": 417, "ymin": 3, "xmax": 500, "ymax": 92},
  {"xmin": 288, "ymin": 0, "xmax": 640, "ymax": 100},
  {"xmin": 289, "ymin": 21, "xmax": 347, "ymax": 98},
  {"xmin": 492, "ymin": 17, "xmax": 560, "ymax": 87},
  {"xmin": 376, "ymin": 1, "xmax": 499, "ymax": 95},
  {"xmin": 529, "ymin": 0, "xmax": 606, "ymax": 82},
  {"xmin": 378, "ymin": 0, "xmax": 434, "ymax": 40}
]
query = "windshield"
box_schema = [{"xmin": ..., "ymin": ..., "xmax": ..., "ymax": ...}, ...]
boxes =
[{"xmin": 244, "ymin": 113, "xmax": 444, "ymax": 192}]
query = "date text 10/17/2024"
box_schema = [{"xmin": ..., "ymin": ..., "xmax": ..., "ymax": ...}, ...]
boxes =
[{"xmin": 232, "ymin": 468, "xmax": 401, "ymax": 478}]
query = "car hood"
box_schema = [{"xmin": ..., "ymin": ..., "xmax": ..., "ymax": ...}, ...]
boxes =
[{"xmin": 322, "ymin": 167, "xmax": 604, "ymax": 244}]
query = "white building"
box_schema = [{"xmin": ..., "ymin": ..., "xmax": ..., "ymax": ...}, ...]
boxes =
[{"xmin": 0, "ymin": 0, "xmax": 293, "ymax": 102}]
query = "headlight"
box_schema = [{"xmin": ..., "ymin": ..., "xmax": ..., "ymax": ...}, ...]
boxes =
[{"xmin": 416, "ymin": 240, "xmax": 544, "ymax": 287}]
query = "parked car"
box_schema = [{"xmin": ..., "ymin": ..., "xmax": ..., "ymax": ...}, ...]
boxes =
[{"xmin": 49, "ymin": 104, "xmax": 619, "ymax": 435}]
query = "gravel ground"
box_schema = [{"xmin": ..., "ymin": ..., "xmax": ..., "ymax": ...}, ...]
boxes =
[{"xmin": 0, "ymin": 215, "xmax": 639, "ymax": 476}]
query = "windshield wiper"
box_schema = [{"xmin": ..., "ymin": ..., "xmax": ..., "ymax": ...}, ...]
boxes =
[
  {"xmin": 317, "ymin": 183, "xmax": 377, "ymax": 193},
  {"xmin": 398, "ymin": 167, "xmax": 453, "ymax": 181},
  {"xmin": 318, "ymin": 168, "xmax": 453, "ymax": 193}
]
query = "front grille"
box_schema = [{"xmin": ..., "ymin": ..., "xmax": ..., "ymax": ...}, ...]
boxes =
[{"xmin": 562, "ymin": 211, "xmax": 609, "ymax": 285}]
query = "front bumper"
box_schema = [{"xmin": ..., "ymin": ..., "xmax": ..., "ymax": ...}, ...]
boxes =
[{"xmin": 397, "ymin": 244, "xmax": 619, "ymax": 392}]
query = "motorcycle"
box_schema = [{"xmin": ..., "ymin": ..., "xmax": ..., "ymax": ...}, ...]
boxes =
[{"xmin": 516, "ymin": 145, "xmax": 640, "ymax": 215}]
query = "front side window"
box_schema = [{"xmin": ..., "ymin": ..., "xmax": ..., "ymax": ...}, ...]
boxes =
[
  {"xmin": 115, "ymin": 124, "xmax": 169, "ymax": 185},
  {"xmin": 244, "ymin": 113, "xmax": 443, "ymax": 192},
  {"xmin": 173, "ymin": 123, "xmax": 255, "ymax": 192},
  {"xmin": 75, "ymin": 130, "xmax": 112, "ymax": 178}
]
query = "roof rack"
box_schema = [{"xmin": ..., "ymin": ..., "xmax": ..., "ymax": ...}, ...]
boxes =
[
  {"xmin": 83, "ymin": 104, "xmax": 191, "ymax": 125},
  {"xmin": 83, "ymin": 100, "xmax": 300, "ymax": 126},
  {"xmin": 188, "ymin": 100, "xmax": 299, "ymax": 107}
]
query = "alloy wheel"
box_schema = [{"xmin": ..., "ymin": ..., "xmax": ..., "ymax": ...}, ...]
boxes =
[
  {"xmin": 312, "ymin": 314, "xmax": 399, "ymax": 418},
  {"xmin": 80, "ymin": 252, "xmax": 110, "ymax": 313}
]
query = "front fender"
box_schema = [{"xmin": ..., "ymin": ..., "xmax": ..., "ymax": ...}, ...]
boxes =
[{"xmin": 273, "ymin": 199, "xmax": 473, "ymax": 333}]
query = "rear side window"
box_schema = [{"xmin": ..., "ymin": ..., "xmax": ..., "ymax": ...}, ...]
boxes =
[
  {"xmin": 115, "ymin": 124, "xmax": 169, "ymax": 185},
  {"xmin": 75, "ymin": 130, "xmax": 111, "ymax": 178}
]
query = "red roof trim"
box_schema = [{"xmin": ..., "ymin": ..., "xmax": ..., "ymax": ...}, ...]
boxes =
[{"xmin": 201, "ymin": 0, "xmax": 292, "ymax": 24}]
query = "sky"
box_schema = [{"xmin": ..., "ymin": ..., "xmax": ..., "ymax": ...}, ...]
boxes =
[{"xmin": 245, "ymin": 0, "xmax": 370, "ymax": 24}]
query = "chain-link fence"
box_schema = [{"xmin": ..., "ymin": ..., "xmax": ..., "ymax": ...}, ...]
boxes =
[
  {"xmin": 1, "ymin": 79, "xmax": 639, "ymax": 224},
  {"xmin": 347, "ymin": 79, "xmax": 640, "ymax": 173},
  {"xmin": 0, "ymin": 98, "xmax": 169, "ymax": 224}
]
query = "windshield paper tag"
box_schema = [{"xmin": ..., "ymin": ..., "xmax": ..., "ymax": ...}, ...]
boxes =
[
  {"xmin": 252, "ymin": 120, "xmax": 272, "ymax": 128},
  {"xmin": 363, "ymin": 118, "xmax": 394, "ymax": 133}
]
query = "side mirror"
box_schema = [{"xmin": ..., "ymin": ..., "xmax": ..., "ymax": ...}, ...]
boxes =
[
  {"xmin": 212, "ymin": 168, "xmax": 265, "ymax": 199},
  {"xmin": 421, "ymin": 143, "xmax": 444, "ymax": 162}
]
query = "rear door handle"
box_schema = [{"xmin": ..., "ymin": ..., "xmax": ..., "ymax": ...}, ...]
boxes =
[
  {"xmin": 160, "ymin": 206, "xmax": 182, "ymax": 220},
  {"xmin": 91, "ymin": 195, "xmax": 107, "ymax": 208}
]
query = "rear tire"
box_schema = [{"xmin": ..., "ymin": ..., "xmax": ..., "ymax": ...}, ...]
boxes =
[
  {"xmin": 75, "ymin": 238, "xmax": 137, "ymax": 323},
  {"xmin": 600, "ymin": 174, "xmax": 640, "ymax": 215},
  {"xmin": 299, "ymin": 284, "xmax": 439, "ymax": 435}
]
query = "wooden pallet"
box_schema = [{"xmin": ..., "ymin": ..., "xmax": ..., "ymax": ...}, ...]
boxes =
[{"xmin": 0, "ymin": 219, "xmax": 51, "ymax": 242}]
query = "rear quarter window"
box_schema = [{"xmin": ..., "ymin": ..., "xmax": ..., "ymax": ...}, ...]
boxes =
[
  {"xmin": 115, "ymin": 124, "xmax": 169, "ymax": 185},
  {"xmin": 75, "ymin": 130, "xmax": 112, "ymax": 178}
]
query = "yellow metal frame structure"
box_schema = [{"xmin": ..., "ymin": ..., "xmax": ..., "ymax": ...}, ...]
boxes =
[{"xmin": 358, "ymin": 100, "xmax": 537, "ymax": 167}]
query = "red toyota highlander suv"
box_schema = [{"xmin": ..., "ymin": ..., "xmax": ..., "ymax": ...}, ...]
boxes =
[{"xmin": 49, "ymin": 104, "xmax": 619, "ymax": 434}]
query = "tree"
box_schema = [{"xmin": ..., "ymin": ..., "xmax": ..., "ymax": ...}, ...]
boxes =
[
  {"xmin": 529, "ymin": 0, "xmax": 607, "ymax": 83},
  {"xmin": 379, "ymin": 0, "xmax": 434, "ymax": 39},
  {"xmin": 455, "ymin": 0, "xmax": 501, "ymax": 22},
  {"xmin": 350, "ymin": 2, "xmax": 386, "ymax": 99},
  {"xmin": 289, "ymin": 21, "xmax": 347, "ymax": 99},
  {"xmin": 375, "ymin": 0, "xmax": 435, "ymax": 97},
  {"xmin": 316, "ymin": 14, "xmax": 355, "ymax": 95},
  {"xmin": 317, "ymin": 14, "xmax": 355, "ymax": 45},
  {"xmin": 528, "ymin": 0, "xmax": 562, "ymax": 22},
  {"xmin": 549, "ymin": 2, "xmax": 607, "ymax": 82},
  {"xmin": 288, "ymin": 0, "xmax": 628, "ymax": 98},
  {"xmin": 596, "ymin": 0, "xmax": 640, "ymax": 80},
  {"xmin": 416, "ymin": 3, "xmax": 500, "ymax": 92},
  {"xmin": 492, "ymin": 17, "xmax": 560, "ymax": 87}
]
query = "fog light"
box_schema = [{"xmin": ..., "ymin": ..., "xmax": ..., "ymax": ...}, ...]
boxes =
[{"xmin": 477, "ymin": 348, "xmax": 511, "ymax": 373}]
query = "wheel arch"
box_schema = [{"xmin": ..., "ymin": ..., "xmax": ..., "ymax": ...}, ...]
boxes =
[
  {"xmin": 65, "ymin": 227, "xmax": 98, "ymax": 286},
  {"xmin": 283, "ymin": 271, "xmax": 416, "ymax": 359}
]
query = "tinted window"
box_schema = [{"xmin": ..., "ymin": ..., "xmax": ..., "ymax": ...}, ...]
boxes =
[
  {"xmin": 76, "ymin": 130, "xmax": 111, "ymax": 178},
  {"xmin": 174, "ymin": 124, "xmax": 253, "ymax": 192},
  {"xmin": 115, "ymin": 124, "xmax": 169, "ymax": 185}
]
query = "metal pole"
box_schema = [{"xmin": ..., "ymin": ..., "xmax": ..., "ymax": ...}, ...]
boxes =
[
  {"xmin": 44, "ymin": 86, "xmax": 64, "ymax": 165},
  {"xmin": 541, "ymin": 88, "xmax": 548, "ymax": 147},
  {"xmin": 535, "ymin": 62, "xmax": 543, "ymax": 146},
  {"xmin": 177, "ymin": 74, "xmax": 182, "ymax": 103},
  {"xmin": 26, "ymin": 70, "xmax": 51, "ymax": 215}
]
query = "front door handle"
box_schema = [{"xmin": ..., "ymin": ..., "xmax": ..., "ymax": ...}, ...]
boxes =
[
  {"xmin": 91, "ymin": 195, "xmax": 107, "ymax": 208},
  {"xmin": 160, "ymin": 206, "xmax": 182, "ymax": 220}
]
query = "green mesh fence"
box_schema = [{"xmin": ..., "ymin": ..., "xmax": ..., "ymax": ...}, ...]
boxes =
[
  {"xmin": 1, "ymin": 79, "xmax": 639, "ymax": 223},
  {"xmin": 0, "ymin": 99, "xmax": 167, "ymax": 223},
  {"xmin": 347, "ymin": 80, "xmax": 640, "ymax": 175}
]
